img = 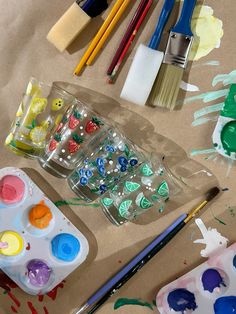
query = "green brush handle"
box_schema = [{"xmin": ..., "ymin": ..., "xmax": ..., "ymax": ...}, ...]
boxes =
[{"xmin": 172, "ymin": 0, "xmax": 196, "ymax": 36}]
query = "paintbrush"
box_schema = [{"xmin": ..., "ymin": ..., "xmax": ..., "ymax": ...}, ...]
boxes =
[
  {"xmin": 149, "ymin": 0, "xmax": 196, "ymax": 110},
  {"xmin": 73, "ymin": 186, "xmax": 220, "ymax": 314}
]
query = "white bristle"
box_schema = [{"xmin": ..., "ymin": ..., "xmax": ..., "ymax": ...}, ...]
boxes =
[
  {"xmin": 120, "ymin": 44, "xmax": 163, "ymax": 106},
  {"xmin": 149, "ymin": 64, "xmax": 183, "ymax": 110}
]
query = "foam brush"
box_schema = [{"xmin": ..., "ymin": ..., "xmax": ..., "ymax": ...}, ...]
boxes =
[
  {"xmin": 47, "ymin": 0, "xmax": 108, "ymax": 52},
  {"xmin": 149, "ymin": 0, "xmax": 196, "ymax": 110},
  {"xmin": 120, "ymin": 0, "xmax": 175, "ymax": 106}
]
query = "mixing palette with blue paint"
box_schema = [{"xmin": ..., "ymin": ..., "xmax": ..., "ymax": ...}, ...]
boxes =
[
  {"xmin": 156, "ymin": 242, "xmax": 236, "ymax": 314},
  {"xmin": 0, "ymin": 167, "xmax": 89, "ymax": 295}
]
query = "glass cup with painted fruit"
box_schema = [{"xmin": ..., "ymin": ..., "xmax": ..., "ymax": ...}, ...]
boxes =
[
  {"xmin": 39, "ymin": 99, "xmax": 110, "ymax": 178},
  {"xmin": 99, "ymin": 155, "xmax": 182, "ymax": 226},
  {"xmin": 5, "ymin": 78, "xmax": 77, "ymax": 158}
]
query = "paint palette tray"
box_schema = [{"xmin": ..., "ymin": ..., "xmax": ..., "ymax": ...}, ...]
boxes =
[
  {"xmin": 0, "ymin": 167, "xmax": 89, "ymax": 295},
  {"xmin": 156, "ymin": 243, "xmax": 236, "ymax": 314}
]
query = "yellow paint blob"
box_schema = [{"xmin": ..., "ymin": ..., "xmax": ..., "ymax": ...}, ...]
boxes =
[
  {"xmin": 0, "ymin": 231, "xmax": 24, "ymax": 256},
  {"xmin": 190, "ymin": 5, "xmax": 224, "ymax": 61}
]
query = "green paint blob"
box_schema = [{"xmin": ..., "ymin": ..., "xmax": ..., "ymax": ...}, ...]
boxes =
[
  {"xmin": 220, "ymin": 84, "xmax": 236, "ymax": 119},
  {"xmin": 54, "ymin": 198, "xmax": 100, "ymax": 208},
  {"xmin": 114, "ymin": 298, "xmax": 154, "ymax": 310},
  {"xmin": 221, "ymin": 121, "xmax": 236, "ymax": 153}
]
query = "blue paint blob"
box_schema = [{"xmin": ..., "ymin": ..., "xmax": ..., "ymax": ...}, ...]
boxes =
[
  {"xmin": 80, "ymin": 177, "xmax": 88, "ymax": 186},
  {"xmin": 167, "ymin": 288, "xmax": 197, "ymax": 313},
  {"xmin": 233, "ymin": 255, "xmax": 236, "ymax": 269},
  {"xmin": 202, "ymin": 269, "xmax": 226, "ymax": 293},
  {"xmin": 214, "ymin": 296, "xmax": 236, "ymax": 314},
  {"xmin": 118, "ymin": 156, "xmax": 128, "ymax": 166},
  {"xmin": 51, "ymin": 233, "xmax": 80, "ymax": 262}
]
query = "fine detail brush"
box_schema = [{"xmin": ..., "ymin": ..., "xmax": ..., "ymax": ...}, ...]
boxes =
[
  {"xmin": 107, "ymin": 0, "xmax": 151, "ymax": 77},
  {"xmin": 47, "ymin": 0, "xmax": 108, "ymax": 52},
  {"xmin": 149, "ymin": 0, "xmax": 196, "ymax": 110},
  {"xmin": 120, "ymin": 0, "xmax": 175, "ymax": 106},
  {"xmin": 73, "ymin": 187, "xmax": 220, "ymax": 314},
  {"xmin": 108, "ymin": 0, "xmax": 153, "ymax": 83}
]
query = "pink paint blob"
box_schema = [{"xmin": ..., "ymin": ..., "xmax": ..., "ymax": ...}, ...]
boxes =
[{"xmin": 0, "ymin": 175, "xmax": 25, "ymax": 204}]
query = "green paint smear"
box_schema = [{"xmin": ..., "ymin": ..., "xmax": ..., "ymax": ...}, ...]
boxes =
[
  {"xmin": 214, "ymin": 216, "xmax": 227, "ymax": 225},
  {"xmin": 191, "ymin": 148, "xmax": 216, "ymax": 156},
  {"xmin": 54, "ymin": 198, "xmax": 100, "ymax": 208},
  {"xmin": 194, "ymin": 102, "xmax": 224, "ymax": 120},
  {"xmin": 114, "ymin": 298, "xmax": 154, "ymax": 311},
  {"xmin": 184, "ymin": 89, "xmax": 228, "ymax": 105}
]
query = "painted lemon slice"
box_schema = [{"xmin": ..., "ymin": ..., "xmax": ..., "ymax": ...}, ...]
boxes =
[
  {"xmin": 30, "ymin": 126, "xmax": 47, "ymax": 144},
  {"xmin": 139, "ymin": 197, "xmax": 153, "ymax": 209},
  {"xmin": 0, "ymin": 231, "xmax": 24, "ymax": 256},
  {"xmin": 118, "ymin": 200, "xmax": 132, "ymax": 217},
  {"xmin": 124, "ymin": 181, "xmax": 141, "ymax": 192},
  {"xmin": 140, "ymin": 164, "xmax": 153, "ymax": 177},
  {"xmin": 156, "ymin": 181, "xmax": 169, "ymax": 199},
  {"xmin": 101, "ymin": 197, "xmax": 114, "ymax": 207}
]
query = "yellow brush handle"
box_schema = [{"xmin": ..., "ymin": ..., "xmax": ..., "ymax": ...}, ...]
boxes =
[
  {"xmin": 184, "ymin": 200, "xmax": 208, "ymax": 224},
  {"xmin": 74, "ymin": 0, "xmax": 125, "ymax": 75},
  {"xmin": 86, "ymin": 0, "xmax": 131, "ymax": 66}
]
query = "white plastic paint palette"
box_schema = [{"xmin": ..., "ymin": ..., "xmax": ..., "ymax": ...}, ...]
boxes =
[
  {"xmin": 0, "ymin": 167, "xmax": 89, "ymax": 295},
  {"xmin": 156, "ymin": 243, "xmax": 236, "ymax": 314}
]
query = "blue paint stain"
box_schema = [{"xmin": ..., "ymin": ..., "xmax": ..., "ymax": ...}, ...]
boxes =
[
  {"xmin": 202, "ymin": 269, "xmax": 226, "ymax": 293},
  {"xmin": 214, "ymin": 296, "xmax": 236, "ymax": 314},
  {"xmin": 233, "ymin": 255, "xmax": 236, "ymax": 269},
  {"xmin": 167, "ymin": 289, "xmax": 197, "ymax": 313}
]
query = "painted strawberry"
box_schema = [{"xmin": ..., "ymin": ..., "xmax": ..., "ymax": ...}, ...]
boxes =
[
  {"xmin": 69, "ymin": 111, "xmax": 81, "ymax": 129},
  {"xmin": 56, "ymin": 116, "xmax": 68, "ymax": 132},
  {"xmin": 49, "ymin": 134, "xmax": 61, "ymax": 151},
  {"xmin": 68, "ymin": 134, "xmax": 83, "ymax": 154},
  {"xmin": 85, "ymin": 117, "xmax": 104, "ymax": 134}
]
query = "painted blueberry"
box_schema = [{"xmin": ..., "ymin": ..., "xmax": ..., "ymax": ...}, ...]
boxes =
[
  {"xmin": 118, "ymin": 156, "xmax": 128, "ymax": 166},
  {"xmin": 98, "ymin": 166, "xmax": 106, "ymax": 176},
  {"xmin": 105, "ymin": 145, "xmax": 115, "ymax": 152},
  {"xmin": 130, "ymin": 159, "xmax": 138, "ymax": 166},
  {"xmin": 96, "ymin": 158, "xmax": 104, "ymax": 166},
  {"xmin": 85, "ymin": 169, "xmax": 93, "ymax": 178},
  {"xmin": 120, "ymin": 166, "xmax": 127, "ymax": 172},
  {"xmin": 80, "ymin": 177, "xmax": 88, "ymax": 186},
  {"xmin": 78, "ymin": 168, "xmax": 85, "ymax": 176},
  {"xmin": 100, "ymin": 184, "xmax": 107, "ymax": 192}
]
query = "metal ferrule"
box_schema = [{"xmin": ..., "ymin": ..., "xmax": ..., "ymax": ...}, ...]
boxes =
[{"xmin": 163, "ymin": 31, "xmax": 193, "ymax": 69}]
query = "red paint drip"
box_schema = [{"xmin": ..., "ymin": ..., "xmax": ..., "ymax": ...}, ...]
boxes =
[
  {"xmin": 38, "ymin": 295, "xmax": 44, "ymax": 302},
  {"xmin": 11, "ymin": 306, "xmax": 18, "ymax": 313},
  {"xmin": 46, "ymin": 282, "xmax": 64, "ymax": 300},
  {"xmin": 0, "ymin": 271, "xmax": 18, "ymax": 291},
  {"xmin": 27, "ymin": 302, "xmax": 38, "ymax": 314},
  {"xmin": 26, "ymin": 242, "xmax": 31, "ymax": 250},
  {"xmin": 43, "ymin": 306, "xmax": 49, "ymax": 314},
  {"xmin": 8, "ymin": 291, "xmax": 21, "ymax": 307}
]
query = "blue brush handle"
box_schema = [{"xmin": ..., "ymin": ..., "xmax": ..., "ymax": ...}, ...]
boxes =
[
  {"xmin": 172, "ymin": 0, "xmax": 196, "ymax": 36},
  {"xmin": 148, "ymin": 0, "xmax": 175, "ymax": 49}
]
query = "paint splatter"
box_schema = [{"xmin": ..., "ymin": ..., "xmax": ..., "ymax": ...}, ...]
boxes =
[
  {"xmin": 167, "ymin": 289, "xmax": 197, "ymax": 312},
  {"xmin": 189, "ymin": 5, "xmax": 223, "ymax": 61},
  {"xmin": 27, "ymin": 302, "xmax": 38, "ymax": 314},
  {"xmin": 8, "ymin": 291, "xmax": 20, "ymax": 307},
  {"xmin": 114, "ymin": 298, "xmax": 154, "ymax": 310},
  {"xmin": 11, "ymin": 306, "xmax": 18, "ymax": 313},
  {"xmin": 194, "ymin": 219, "xmax": 228, "ymax": 258},
  {"xmin": 202, "ymin": 269, "xmax": 226, "ymax": 293},
  {"xmin": 43, "ymin": 306, "xmax": 49, "ymax": 314}
]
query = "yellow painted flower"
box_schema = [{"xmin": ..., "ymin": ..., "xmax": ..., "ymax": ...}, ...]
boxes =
[
  {"xmin": 190, "ymin": 5, "xmax": 224, "ymax": 60},
  {"xmin": 51, "ymin": 98, "xmax": 64, "ymax": 111},
  {"xmin": 26, "ymin": 82, "xmax": 41, "ymax": 97},
  {"xmin": 30, "ymin": 126, "xmax": 47, "ymax": 144}
]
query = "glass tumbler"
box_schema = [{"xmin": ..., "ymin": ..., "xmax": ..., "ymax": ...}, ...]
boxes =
[
  {"xmin": 5, "ymin": 78, "xmax": 77, "ymax": 158},
  {"xmin": 67, "ymin": 128, "xmax": 146, "ymax": 202},
  {"xmin": 99, "ymin": 155, "xmax": 182, "ymax": 226},
  {"xmin": 39, "ymin": 100, "xmax": 110, "ymax": 178}
]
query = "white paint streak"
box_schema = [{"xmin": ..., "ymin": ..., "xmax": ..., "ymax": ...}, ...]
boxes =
[
  {"xmin": 180, "ymin": 81, "xmax": 200, "ymax": 92},
  {"xmin": 194, "ymin": 218, "xmax": 228, "ymax": 258}
]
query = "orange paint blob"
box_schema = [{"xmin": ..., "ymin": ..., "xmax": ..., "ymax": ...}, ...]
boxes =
[{"xmin": 29, "ymin": 201, "xmax": 52, "ymax": 229}]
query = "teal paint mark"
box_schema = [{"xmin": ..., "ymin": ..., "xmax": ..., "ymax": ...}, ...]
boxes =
[
  {"xmin": 191, "ymin": 148, "xmax": 216, "ymax": 156},
  {"xmin": 184, "ymin": 89, "xmax": 228, "ymax": 104},
  {"xmin": 194, "ymin": 102, "xmax": 224, "ymax": 120},
  {"xmin": 205, "ymin": 61, "xmax": 220, "ymax": 66},
  {"xmin": 214, "ymin": 217, "xmax": 227, "ymax": 225},
  {"xmin": 212, "ymin": 70, "xmax": 236, "ymax": 87},
  {"xmin": 192, "ymin": 116, "xmax": 218, "ymax": 126},
  {"xmin": 114, "ymin": 298, "xmax": 154, "ymax": 311},
  {"xmin": 54, "ymin": 198, "xmax": 100, "ymax": 208}
]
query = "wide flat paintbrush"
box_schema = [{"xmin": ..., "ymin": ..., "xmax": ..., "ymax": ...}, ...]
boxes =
[{"xmin": 149, "ymin": 0, "xmax": 196, "ymax": 110}]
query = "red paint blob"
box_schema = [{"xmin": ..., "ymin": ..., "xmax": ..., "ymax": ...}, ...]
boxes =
[
  {"xmin": 38, "ymin": 295, "xmax": 44, "ymax": 302},
  {"xmin": 46, "ymin": 282, "xmax": 64, "ymax": 300},
  {"xmin": 27, "ymin": 302, "xmax": 38, "ymax": 314},
  {"xmin": 8, "ymin": 291, "xmax": 21, "ymax": 307},
  {"xmin": 43, "ymin": 306, "xmax": 49, "ymax": 314},
  {"xmin": 11, "ymin": 306, "xmax": 18, "ymax": 313},
  {"xmin": 26, "ymin": 242, "xmax": 31, "ymax": 250}
]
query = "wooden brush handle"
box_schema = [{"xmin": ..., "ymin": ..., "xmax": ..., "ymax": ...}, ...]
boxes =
[{"xmin": 172, "ymin": 0, "xmax": 196, "ymax": 36}]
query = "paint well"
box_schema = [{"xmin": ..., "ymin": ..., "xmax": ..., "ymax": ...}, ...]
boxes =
[
  {"xmin": 214, "ymin": 296, "xmax": 236, "ymax": 314},
  {"xmin": 201, "ymin": 268, "xmax": 226, "ymax": 293},
  {"xmin": 167, "ymin": 288, "xmax": 197, "ymax": 313},
  {"xmin": 221, "ymin": 121, "xmax": 236, "ymax": 154}
]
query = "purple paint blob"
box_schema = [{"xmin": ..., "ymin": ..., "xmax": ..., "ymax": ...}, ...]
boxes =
[
  {"xmin": 233, "ymin": 255, "xmax": 236, "ymax": 269},
  {"xmin": 202, "ymin": 268, "xmax": 226, "ymax": 293},
  {"xmin": 27, "ymin": 259, "xmax": 51, "ymax": 287},
  {"xmin": 167, "ymin": 288, "xmax": 197, "ymax": 313},
  {"xmin": 214, "ymin": 296, "xmax": 236, "ymax": 314}
]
